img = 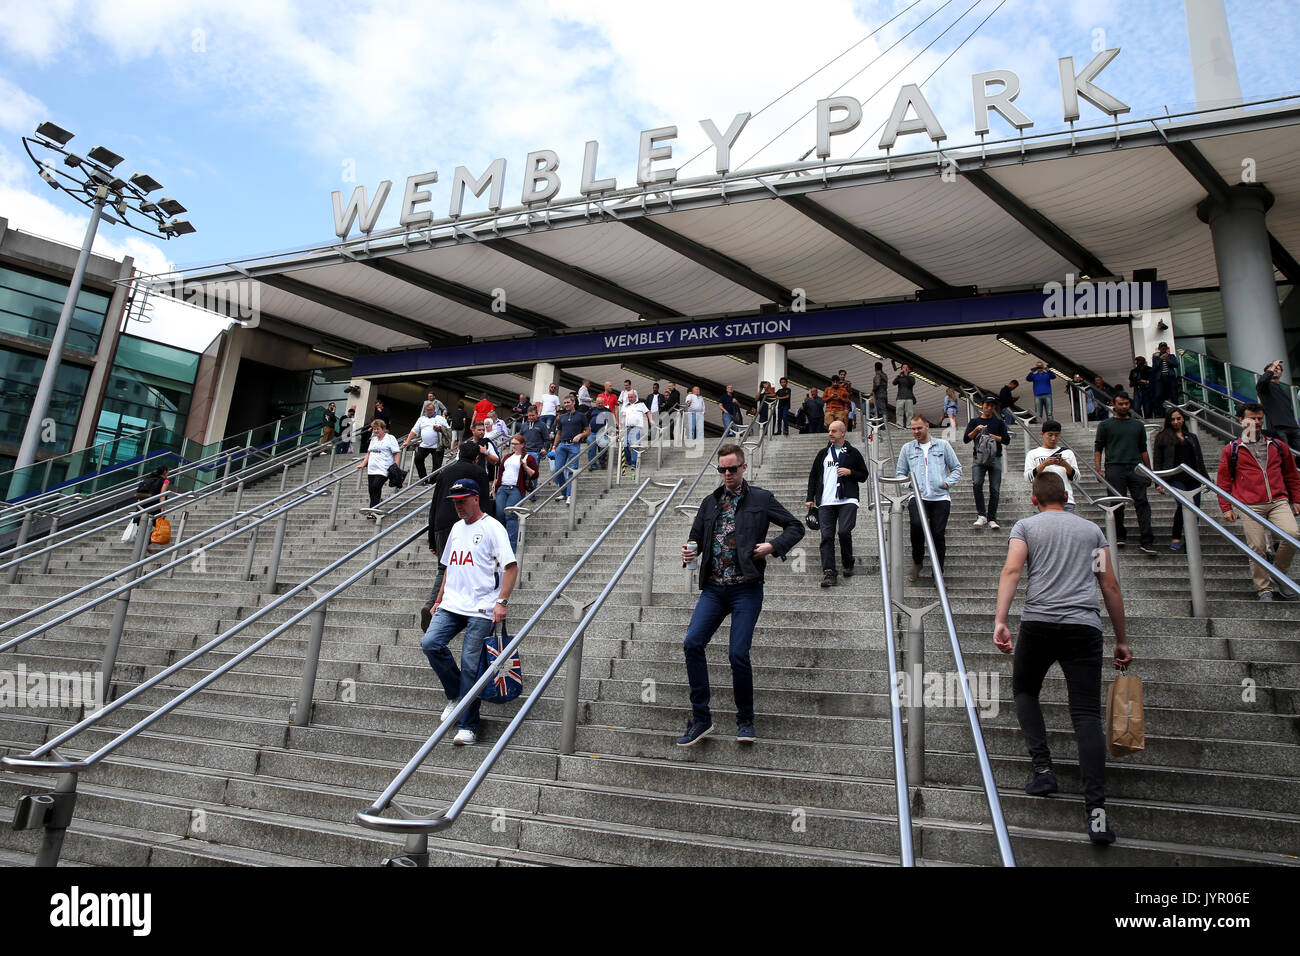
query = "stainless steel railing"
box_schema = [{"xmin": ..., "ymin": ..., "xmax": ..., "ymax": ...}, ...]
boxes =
[
  {"xmin": 673, "ymin": 416, "xmax": 761, "ymax": 517},
  {"xmin": 873, "ymin": 470, "xmax": 1015, "ymax": 866},
  {"xmin": 354, "ymin": 476, "xmax": 683, "ymax": 864},
  {"xmin": 868, "ymin": 473, "xmax": 914, "ymax": 866},
  {"xmin": 1141, "ymin": 462, "xmax": 1300, "ymax": 616},
  {"xmin": 0, "ymin": 458, "xmax": 453, "ymax": 865}
]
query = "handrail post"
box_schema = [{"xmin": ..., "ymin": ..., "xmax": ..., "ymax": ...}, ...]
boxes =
[
  {"xmin": 291, "ymin": 604, "xmax": 328, "ymax": 727},
  {"xmin": 5, "ymin": 512, "xmax": 33, "ymax": 584},
  {"xmin": 222, "ymin": 451, "xmax": 233, "ymax": 482},
  {"xmin": 901, "ymin": 605, "xmax": 926, "ymax": 784},
  {"xmin": 302, "ymin": 446, "xmax": 313, "ymax": 483},
  {"xmin": 138, "ymin": 427, "xmax": 152, "ymax": 477},
  {"xmin": 266, "ymin": 509, "xmax": 291, "ymax": 595},
  {"xmin": 39, "ymin": 515, "xmax": 59, "ymax": 574},
  {"xmin": 1096, "ymin": 501, "xmax": 1124, "ymax": 586},
  {"xmin": 1183, "ymin": 493, "xmax": 1208, "ymax": 617},
  {"xmin": 166, "ymin": 511, "xmax": 188, "ymax": 579},
  {"xmin": 31, "ymin": 771, "xmax": 79, "ymax": 867},
  {"xmin": 640, "ymin": 500, "xmax": 659, "ymax": 607},
  {"xmin": 889, "ymin": 496, "xmax": 906, "ymax": 613},
  {"xmin": 329, "ymin": 470, "xmax": 343, "ymax": 531},
  {"xmin": 232, "ymin": 479, "xmax": 246, "ymax": 517},
  {"xmin": 606, "ymin": 424, "xmax": 617, "ymax": 490},
  {"xmin": 369, "ymin": 516, "xmax": 384, "ymax": 585},
  {"xmin": 102, "ymin": 525, "xmax": 151, "ymax": 688},
  {"xmin": 559, "ymin": 629, "xmax": 585, "ymax": 756},
  {"xmin": 279, "ymin": 462, "xmax": 290, "ymax": 492},
  {"xmin": 242, "ymin": 523, "xmax": 260, "ymax": 581},
  {"xmin": 298, "ymin": 409, "xmax": 307, "ymax": 447},
  {"xmin": 568, "ymin": 462, "xmax": 578, "ymax": 533}
]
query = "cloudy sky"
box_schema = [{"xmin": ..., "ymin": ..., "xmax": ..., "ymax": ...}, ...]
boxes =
[{"xmin": 0, "ymin": 0, "xmax": 1296, "ymax": 346}]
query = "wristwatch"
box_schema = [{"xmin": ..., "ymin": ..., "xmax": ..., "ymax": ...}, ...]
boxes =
[{"xmin": 495, "ymin": 598, "xmax": 509, "ymax": 607}]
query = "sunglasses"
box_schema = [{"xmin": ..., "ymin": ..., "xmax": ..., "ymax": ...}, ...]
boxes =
[{"xmin": 716, "ymin": 464, "xmax": 743, "ymax": 474}]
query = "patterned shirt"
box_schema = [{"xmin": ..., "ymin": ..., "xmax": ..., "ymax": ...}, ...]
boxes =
[{"xmin": 709, "ymin": 486, "xmax": 745, "ymax": 585}]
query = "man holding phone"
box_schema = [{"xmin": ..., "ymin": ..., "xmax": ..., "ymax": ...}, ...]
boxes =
[
  {"xmin": 1025, "ymin": 421, "xmax": 1079, "ymax": 511},
  {"xmin": 677, "ymin": 444, "xmax": 803, "ymax": 747},
  {"xmin": 1256, "ymin": 359, "xmax": 1300, "ymax": 452}
]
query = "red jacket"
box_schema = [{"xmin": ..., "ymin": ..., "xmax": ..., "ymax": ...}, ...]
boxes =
[
  {"xmin": 1215, "ymin": 438, "xmax": 1300, "ymax": 512},
  {"xmin": 473, "ymin": 399, "xmax": 495, "ymax": 423}
]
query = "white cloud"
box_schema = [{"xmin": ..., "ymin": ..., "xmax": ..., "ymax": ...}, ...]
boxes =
[{"xmin": 0, "ymin": 76, "xmax": 47, "ymax": 135}]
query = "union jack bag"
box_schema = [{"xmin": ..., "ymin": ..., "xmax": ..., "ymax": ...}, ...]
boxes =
[{"xmin": 477, "ymin": 622, "xmax": 523, "ymax": 703}]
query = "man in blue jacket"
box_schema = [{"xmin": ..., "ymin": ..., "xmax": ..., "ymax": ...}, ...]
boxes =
[
  {"xmin": 897, "ymin": 413, "xmax": 963, "ymax": 582},
  {"xmin": 1026, "ymin": 361, "xmax": 1057, "ymax": 422},
  {"xmin": 678, "ymin": 443, "xmax": 804, "ymax": 747}
]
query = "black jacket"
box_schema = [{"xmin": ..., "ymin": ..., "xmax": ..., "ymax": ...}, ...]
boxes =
[
  {"xmin": 686, "ymin": 481, "xmax": 804, "ymax": 589},
  {"xmin": 1153, "ymin": 431, "xmax": 1206, "ymax": 476},
  {"xmin": 806, "ymin": 442, "xmax": 870, "ymax": 506},
  {"xmin": 428, "ymin": 461, "xmax": 496, "ymax": 549}
]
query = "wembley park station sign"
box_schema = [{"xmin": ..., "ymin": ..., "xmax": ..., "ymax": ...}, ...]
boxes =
[{"xmin": 332, "ymin": 49, "xmax": 1130, "ymax": 240}]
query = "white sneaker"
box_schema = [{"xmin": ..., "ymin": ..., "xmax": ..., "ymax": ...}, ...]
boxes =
[
  {"xmin": 440, "ymin": 699, "xmax": 459, "ymax": 723},
  {"xmin": 987, "ymin": 520, "xmax": 1000, "ymax": 530},
  {"xmin": 973, "ymin": 516, "xmax": 988, "ymax": 527},
  {"xmin": 453, "ymin": 729, "xmax": 477, "ymax": 746}
]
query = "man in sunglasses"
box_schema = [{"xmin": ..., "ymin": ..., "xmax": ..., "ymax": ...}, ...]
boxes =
[{"xmin": 677, "ymin": 444, "xmax": 804, "ymax": 747}]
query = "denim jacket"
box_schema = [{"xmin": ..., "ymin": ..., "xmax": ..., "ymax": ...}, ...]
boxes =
[{"xmin": 896, "ymin": 438, "xmax": 962, "ymax": 497}]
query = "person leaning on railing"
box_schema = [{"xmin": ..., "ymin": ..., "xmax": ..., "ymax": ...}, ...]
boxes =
[{"xmin": 1214, "ymin": 402, "xmax": 1300, "ymax": 602}]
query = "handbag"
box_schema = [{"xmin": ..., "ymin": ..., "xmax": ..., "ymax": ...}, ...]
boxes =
[
  {"xmin": 477, "ymin": 622, "xmax": 522, "ymax": 703},
  {"xmin": 150, "ymin": 516, "xmax": 172, "ymax": 545},
  {"xmin": 387, "ymin": 462, "xmax": 407, "ymax": 488},
  {"xmin": 1105, "ymin": 667, "xmax": 1145, "ymax": 756},
  {"xmin": 121, "ymin": 520, "xmax": 138, "ymax": 543}
]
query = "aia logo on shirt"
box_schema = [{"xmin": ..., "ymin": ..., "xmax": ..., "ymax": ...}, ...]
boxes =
[{"xmin": 448, "ymin": 551, "xmax": 475, "ymax": 566}]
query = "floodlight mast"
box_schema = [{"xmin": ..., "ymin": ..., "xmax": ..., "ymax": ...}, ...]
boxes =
[{"xmin": 9, "ymin": 123, "xmax": 196, "ymax": 498}]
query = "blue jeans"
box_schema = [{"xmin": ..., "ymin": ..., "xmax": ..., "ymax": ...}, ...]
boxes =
[
  {"xmin": 688, "ymin": 412, "xmax": 702, "ymax": 440},
  {"xmin": 1001, "ymin": 408, "xmax": 1014, "ymax": 429},
  {"xmin": 540, "ymin": 414, "xmax": 556, "ymax": 434},
  {"xmin": 1034, "ymin": 394, "xmax": 1052, "ymax": 422},
  {"xmin": 624, "ymin": 426, "xmax": 643, "ymax": 466},
  {"xmin": 683, "ymin": 581, "xmax": 764, "ymax": 725},
  {"xmin": 971, "ymin": 455, "xmax": 1003, "ymax": 521},
  {"xmin": 775, "ymin": 401, "xmax": 789, "ymax": 435},
  {"xmin": 421, "ymin": 610, "xmax": 494, "ymax": 731},
  {"xmin": 722, "ymin": 413, "xmax": 734, "ymax": 435},
  {"xmin": 587, "ymin": 425, "xmax": 607, "ymax": 467},
  {"xmin": 495, "ymin": 485, "xmax": 524, "ymax": 550},
  {"xmin": 552, "ymin": 441, "xmax": 581, "ymax": 491}
]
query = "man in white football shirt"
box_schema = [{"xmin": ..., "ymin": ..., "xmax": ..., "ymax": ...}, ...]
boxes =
[
  {"xmin": 1024, "ymin": 420, "xmax": 1080, "ymax": 512},
  {"xmin": 420, "ymin": 478, "xmax": 518, "ymax": 746},
  {"xmin": 405, "ymin": 401, "xmax": 450, "ymax": 482}
]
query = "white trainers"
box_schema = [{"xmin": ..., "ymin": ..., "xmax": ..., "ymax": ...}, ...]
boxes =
[
  {"xmin": 973, "ymin": 516, "xmax": 988, "ymax": 527},
  {"xmin": 987, "ymin": 520, "xmax": 1000, "ymax": 530},
  {"xmin": 440, "ymin": 699, "xmax": 459, "ymax": 723},
  {"xmin": 453, "ymin": 729, "xmax": 477, "ymax": 746}
]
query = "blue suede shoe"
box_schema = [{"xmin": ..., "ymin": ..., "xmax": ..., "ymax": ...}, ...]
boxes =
[{"xmin": 676, "ymin": 719, "xmax": 713, "ymax": 748}]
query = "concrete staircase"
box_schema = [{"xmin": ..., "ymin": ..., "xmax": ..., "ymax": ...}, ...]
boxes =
[{"xmin": 0, "ymin": 424, "xmax": 1296, "ymax": 867}]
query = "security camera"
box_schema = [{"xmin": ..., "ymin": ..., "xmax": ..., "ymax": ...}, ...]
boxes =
[{"xmin": 39, "ymin": 166, "xmax": 59, "ymax": 189}]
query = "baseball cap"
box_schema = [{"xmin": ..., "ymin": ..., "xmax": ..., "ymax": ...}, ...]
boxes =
[{"xmin": 446, "ymin": 478, "xmax": 480, "ymax": 499}]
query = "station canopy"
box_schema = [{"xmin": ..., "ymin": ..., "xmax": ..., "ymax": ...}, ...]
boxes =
[{"xmin": 153, "ymin": 99, "xmax": 1300, "ymax": 409}]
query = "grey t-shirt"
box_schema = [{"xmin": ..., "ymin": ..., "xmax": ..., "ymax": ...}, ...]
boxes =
[{"xmin": 1010, "ymin": 510, "xmax": 1110, "ymax": 629}]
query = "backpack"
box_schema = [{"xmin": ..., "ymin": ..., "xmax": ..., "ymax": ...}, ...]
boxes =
[
  {"xmin": 137, "ymin": 474, "xmax": 165, "ymax": 496},
  {"xmin": 973, "ymin": 430, "xmax": 999, "ymax": 467},
  {"xmin": 1227, "ymin": 438, "xmax": 1280, "ymax": 480}
]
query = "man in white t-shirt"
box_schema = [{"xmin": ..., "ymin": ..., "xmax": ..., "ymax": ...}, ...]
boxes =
[
  {"xmin": 685, "ymin": 386, "xmax": 706, "ymax": 441},
  {"xmin": 356, "ymin": 419, "xmax": 401, "ymax": 513},
  {"xmin": 537, "ymin": 383, "xmax": 561, "ymax": 433},
  {"xmin": 1024, "ymin": 419, "xmax": 1080, "ymax": 512},
  {"xmin": 405, "ymin": 401, "xmax": 450, "ymax": 482},
  {"xmin": 420, "ymin": 478, "xmax": 518, "ymax": 746},
  {"xmin": 621, "ymin": 390, "xmax": 649, "ymax": 468}
]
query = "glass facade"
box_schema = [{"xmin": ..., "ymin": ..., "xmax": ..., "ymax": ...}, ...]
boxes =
[
  {"xmin": 95, "ymin": 335, "xmax": 201, "ymax": 466},
  {"xmin": 1171, "ymin": 285, "xmax": 1296, "ymax": 365},
  {"xmin": 0, "ymin": 347, "xmax": 91, "ymax": 454},
  {"xmin": 0, "ymin": 264, "xmax": 109, "ymax": 354}
]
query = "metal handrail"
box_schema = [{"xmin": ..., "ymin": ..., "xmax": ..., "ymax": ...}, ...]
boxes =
[
  {"xmin": 355, "ymin": 476, "xmax": 684, "ymax": 848},
  {"xmin": 0, "ymin": 422, "xmax": 170, "ymax": 495},
  {"xmin": 0, "ymin": 448, "xmax": 359, "ymax": 652},
  {"xmin": 1, "ymin": 464, "xmax": 449, "ymax": 784},
  {"xmin": 1142, "ymin": 462, "xmax": 1300, "ymax": 611},
  {"xmin": 0, "ymin": 440, "xmax": 329, "ymax": 581},
  {"xmin": 869, "ymin": 474, "xmax": 914, "ymax": 866},
  {"xmin": 884, "ymin": 470, "xmax": 1015, "ymax": 866},
  {"xmin": 673, "ymin": 415, "xmax": 759, "ymax": 514}
]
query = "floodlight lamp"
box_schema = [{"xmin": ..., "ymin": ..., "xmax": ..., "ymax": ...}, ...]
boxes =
[
  {"xmin": 157, "ymin": 197, "xmax": 187, "ymax": 216},
  {"xmin": 39, "ymin": 166, "xmax": 59, "ymax": 189},
  {"xmin": 87, "ymin": 145, "xmax": 125, "ymax": 170},
  {"xmin": 35, "ymin": 121, "xmax": 74, "ymax": 145},
  {"xmin": 129, "ymin": 172, "xmax": 163, "ymax": 193},
  {"xmin": 162, "ymin": 218, "xmax": 196, "ymax": 236},
  {"xmin": 63, "ymin": 153, "xmax": 84, "ymax": 168},
  {"xmin": 107, "ymin": 177, "xmax": 128, "ymax": 193},
  {"xmin": 139, "ymin": 201, "xmax": 159, "ymax": 214},
  {"xmin": 114, "ymin": 199, "xmax": 129, "ymax": 217}
]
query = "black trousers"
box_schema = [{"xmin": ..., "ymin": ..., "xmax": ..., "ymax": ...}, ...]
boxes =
[
  {"xmin": 1267, "ymin": 425, "xmax": 1300, "ymax": 454},
  {"xmin": 412, "ymin": 445, "xmax": 444, "ymax": 479},
  {"xmin": 1012, "ymin": 620, "xmax": 1106, "ymax": 811},
  {"xmin": 1104, "ymin": 463, "xmax": 1153, "ymax": 546},
  {"xmin": 818, "ymin": 503, "xmax": 857, "ymax": 573},
  {"xmin": 908, "ymin": 498, "xmax": 950, "ymax": 569},
  {"xmin": 367, "ymin": 474, "xmax": 386, "ymax": 508}
]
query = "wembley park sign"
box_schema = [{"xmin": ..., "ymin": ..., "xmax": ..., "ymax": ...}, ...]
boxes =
[{"xmin": 332, "ymin": 49, "xmax": 1130, "ymax": 240}]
